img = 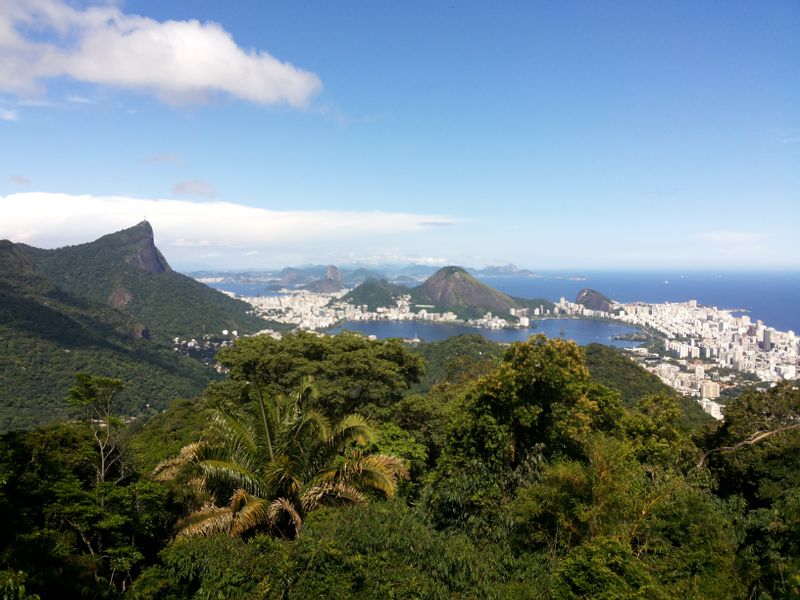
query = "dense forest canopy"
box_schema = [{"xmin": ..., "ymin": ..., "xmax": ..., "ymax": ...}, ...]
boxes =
[{"xmin": 1, "ymin": 333, "xmax": 798, "ymax": 598}]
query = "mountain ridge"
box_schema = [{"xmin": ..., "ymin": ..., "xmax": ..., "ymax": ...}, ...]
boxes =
[{"xmin": 18, "ymin": 221, "xmax": 273, "ymax": 341}]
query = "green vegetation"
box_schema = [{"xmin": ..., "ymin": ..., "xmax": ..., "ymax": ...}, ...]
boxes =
[
  {"xmin": 18, "ymin": 222, "xmax": 275, "ymax": 342},
  {"xmin": 584, "ymin": 343, "xmax": 710, "ymax": 430},
  {"xmin": 338, "ymin": 277, "xmax": 413, "ymax": 311},
  {"xmin": 1, "ymin": 332, "xmax": 798, "ymax": 598},
  {"xmin": 212, "ymin": 331, "xmax": 424, "ymax": 418},
  {"xmin": 0, "ymin": 243, "xmax": 215, "ymax": 432},
  {"xmin": 409, "ymin": 333, "xmax": 503, "ymax": 392},
  {"xmin": 154, "ymin": 378, "xmax": 407, "ymax": 538}
]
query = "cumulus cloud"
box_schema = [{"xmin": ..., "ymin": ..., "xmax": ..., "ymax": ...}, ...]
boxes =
[
  {"xmin": 0, "ymin": 0, "xmax": 321, "ymax": 107},
  {"xmin": 172, "ymin": 180, "xmax": 216, "ymax": 198},
  {"xmin": 0, "ymin": 192, "xmax": 456, "ymax": 266}
]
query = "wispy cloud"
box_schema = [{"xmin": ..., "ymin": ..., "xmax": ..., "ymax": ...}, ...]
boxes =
[
  {"xmin": 0, "ymin": 192, "xmax": 457, "ymax": 267},
  {"xmin": 0, "ymin": 108, "xmax": 19, "ymax": 121},
  {"xmin": 8, "ymin": 175, "xmax": 31, "ymax": 186},
  {"xmin": 172, "ymin": 180, "xmax": 216, "ymax": 198},
  {"xmin": 66, "ymin": 95, "xmax": 96, "ymax": 105},
  {"xmin": 696, "ymin": 230, "xmax": 769, "ymax": 245},
  {"xmin": 0, "ymin": 0, "xmax": 322, "ymax": 108}
]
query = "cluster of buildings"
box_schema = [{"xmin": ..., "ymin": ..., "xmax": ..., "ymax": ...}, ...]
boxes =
[
  {"xmin": 556, "ymin": 297, "xmax": 799, "ymax": 420},
  {"xmin": 241, "ymin": 290, "xmax": 522, "ymax": 331},
  {"xmin": 233, "ymin": 286, "xmax": 798, "ymax": 422},
  {"xmin": 172, "ymin": 333, "xmax": 237, "ymax": 372},
  {"xmin": 242, "ymin": 290, "xmax": 350, "ymax": 329}
]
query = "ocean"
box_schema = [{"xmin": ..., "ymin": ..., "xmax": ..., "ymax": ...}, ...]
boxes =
[{"xmin": 481, "ymin": 271, "xmax": 800, "ymax": 333}]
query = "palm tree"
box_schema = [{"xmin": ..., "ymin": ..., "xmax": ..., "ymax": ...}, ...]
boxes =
[{"xmin": 153, "ymin": 377, "xmax": 408, "ymax": 538}]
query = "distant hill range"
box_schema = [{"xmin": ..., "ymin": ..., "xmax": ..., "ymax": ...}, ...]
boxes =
[
  {"xmin": 468, "ymin": 264, "xmax": 541, "ymax": 278},
  {"xmin": 0, "ymin": 221, "xmax": 280, "ymax": 432},
  {"xmin": 303, "ymin": 265, "xmax": 349, "ymax": 293},
  {"xmin": 340, "ymin": 266, "xmax": 553, "ymax": 320}
]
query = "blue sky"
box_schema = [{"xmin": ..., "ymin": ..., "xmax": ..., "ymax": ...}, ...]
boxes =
[{"xmin": 1, "ymin": 0, "xmax": 798, "ymax": 270}]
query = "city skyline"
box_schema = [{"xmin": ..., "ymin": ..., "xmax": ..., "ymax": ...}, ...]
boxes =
[{"xmin": 1, "ymin": 1, "xmax": 798, "ymax": 270}]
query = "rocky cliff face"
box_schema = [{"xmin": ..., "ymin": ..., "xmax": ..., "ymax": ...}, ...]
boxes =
[
  {"xmin": 123, "ymin": 221, "xmax": 171, "ymax": 274},
  {"xmin": 324, "ymin": 265, "xmax": 342, "ymax": 282},
  {"xmin": 305, "ymin": 265, "xmax": 348, "ymax": 293}
]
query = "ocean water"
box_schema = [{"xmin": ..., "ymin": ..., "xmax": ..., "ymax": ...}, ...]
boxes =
[
  {"xmin": 327, "ymin": 319, "xmax": 643, "ymax": 348},
  {"xmin": 481, "ymin": 272, "xmax": 800, "ymax": 333}
]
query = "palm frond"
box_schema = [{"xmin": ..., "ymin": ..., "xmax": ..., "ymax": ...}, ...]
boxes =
[
  {"xmin": 328, "ymin": 414, "xmax": 375, "ymax": 448},
  {"xmin": 316, "ymin": 452, "xmax": 409, "ymax": 497},
  {"xmin": 208, "ymin": 408, "xmax": 258, "ymax": 457},
  {"xmin": 229, "ymin": 489, "xmax": 271, "ymax": 536},
  {"xmin": 267, "ymin": 497, "xmax": 304, "ymax": 535},
  {"xmin": 301, "ymin": 482, "xmax": 366, "ymax": 513},
  {"xmin": 289, "ymin": 407, "xmax": 331, "ymax": 447},
  {"xmin": 294, "ymin": 376, "xmax": 319, "ymax": 407},
  {"xmin": 152, "ymin": 441, "xmax": 205, "ymax": 480},
  {"xmin": 197, "ymin": 458, "xmax": 265, "ymax": 496},
  {"xmin": 262, "ymin": 454, "xmax": 303, "ymax": 496},
  {"xmin": 176, "ymin": 503, "xmax": 234, "ymax": 538}
]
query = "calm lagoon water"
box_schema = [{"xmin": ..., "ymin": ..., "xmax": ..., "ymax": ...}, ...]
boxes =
[{"xmin": 327, "ymin": 319, "xmax": 644, "ymax": 348}]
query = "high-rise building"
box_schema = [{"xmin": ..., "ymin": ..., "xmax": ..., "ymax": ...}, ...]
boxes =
[
  {"xmin": 763, "ymin": 328, "xmax": 772, "ymax": 352},
  {"xmin": 701, "ymin": 381, "xmax": 720, "ymax": 399}
]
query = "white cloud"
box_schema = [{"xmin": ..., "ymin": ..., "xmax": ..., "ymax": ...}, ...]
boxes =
[
  {"xmin": 0, "ymin": 192, "xmax": 456, "ymax": 267},
  {"xmin": 0, "ymin": 0, "xmax": 321, "ymax": 108},
  {"xmin": 66, "ymin": 95, "xmax": 96, "ymax": 104},
  {"xmin": 0, "ymin": 108, "xmax": 19, "ymax": 121}
]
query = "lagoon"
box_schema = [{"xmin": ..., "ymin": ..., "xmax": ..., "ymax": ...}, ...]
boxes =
[{"xmin": 327, "ymin": 318, "xmax": 645, "ymax": 348}]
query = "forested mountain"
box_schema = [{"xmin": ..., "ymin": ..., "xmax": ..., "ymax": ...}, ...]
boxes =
[
  {"xmin": 341, "ymin": 266, "xmax": 554, "ymax": 319},
  {"xmin": 0, "ymin": 239, "xmax": 214, "ymax": 432},
  {"xmin": 18, "ymin": 221, "xmax": 271, "ymax": 342},
  {"xmin": 575, "ymin": 287, "xmax": 614, "ymax": 312},
  {"xmin": 0, "ymin": 221, "xmax": 290, "ymax": 432}
]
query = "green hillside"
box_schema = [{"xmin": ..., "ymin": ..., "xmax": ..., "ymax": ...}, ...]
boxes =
[
  {"xmin": 20, "ymin": 221, "xmax": 273, "ymax": 342},
  {"xmin": 0, "ymin": 240, "xmax": 214, "ymax": 432},
  {"xmin": 338, "ymin": 278, "xmax": 417, "ymax": 311},
  {"xmin": 584, "ymin": 343, "xmax": 710, "ymax": 429}
]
